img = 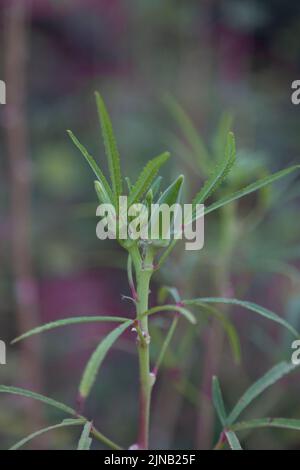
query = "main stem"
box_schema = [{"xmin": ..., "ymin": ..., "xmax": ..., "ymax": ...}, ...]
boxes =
[{"xmin": 131, "ymin": 245, "xmax": 154, "ymax": 449}]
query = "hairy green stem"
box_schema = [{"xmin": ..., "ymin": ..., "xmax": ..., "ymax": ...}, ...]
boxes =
[{"xmin": 131, "ymin": 245, "xmax": 154, "ymax": 449}]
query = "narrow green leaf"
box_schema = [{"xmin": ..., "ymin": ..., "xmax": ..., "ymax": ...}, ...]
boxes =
[
  {"xmin": 168, "ymin": 132, "xmax": 199, "ymax": 173},
  {"xmin": 10, "ymin": 419, "xmax": 85, "ymax": 450},
  {"xmin": 227, "ymin": 361, "xmax": 298, "ymax": 425},
  {"xmin": 220, "ymin": 320, "xmax": 241, "ymax": 365},
  {"xmin": 225, "ymin": 430, "xmax": 243, "ymax": 450},
  {"xmin": 158, "ymin": 165, "xmax": 300, "ymax": 268},
  {"xmin": 154, "ymin": 316, "xmax": 179, "ymax": 375},
  {"xmin": 94, "ymin": 180, "xmax": 113, "ymax": 205},
  {"xmin": 142, "ymin": 304, "xmax": 196, "ymax": 324},
  {"xmin": 205, "ymin": 165, "xmax": 300, "ymax": 217},
  {"xmin": 192, "ymin": 132, "xmax": 236, "ymax": 207},
  {"xmin": 95, "ymin": 92, "xmax": 122, "ymax": 200},
  {"xmin": 12, "ymin": 316, "xmax": 130, "ymax": 344},
  {"xmin": 1, "ymin": 386, "xmax": 122, "ymax": 450},
  {"xmin": 212, "ymin": 376, "xmax": 227, "ymax": 426},
  {"xmin": 79, "ymin": 320, "xmax": 132, "ymax": 399},
  {"xmin": 125, "ymin": 176, "xmax": 132, "ymax": 192},
  {"xmin": 67, "ymin": 130, "xmax": 113, "ymax": 202},
  {"xmin": 128, "ymin": 152, "xmax": 170, "ymax": 206},
  {"xmin": 233, "ymin": 418, "xmax": 300, "ymax": 432},
  {"xmin": 0, "ymin": 386, "xmax": 76, "ymax": 416},
  {"xmin": 149, "ymin": 175, "xmax": 163, "ymax": 198},
  {"xmin": 187, "ymin": 301, "xmax": 241, "ymax": 363},
  {"xmin": 157, "ymin": 175, "xmax": 184, "ymax": 207},
  {"xmin": 184, "ymin": 298, "xmax": 299, "ymax": 338},
  {"xmin": 213, "ymin": 112, "xmax": 234, "ymax": 162},
  {"xmin": 151, "ymin": 175, "xmax": 184, "ymax": 242},
  {"xmin": 78, "ymin": 421, "xmax": 93, "ymax": 450},
  {"xmin": 157, "ymin": 238, "xmax": 178, "ymax": 269},
  {"xmin": 165, "ymin": 94, "xmax": 210, "ymax": 174},
  {"xmin": 145, "ymin": 188, "xmax": 153, "ymax": 209},
  {"xmin": 158, "ymin": 286, "xmax": 181, "ymax": 304}
]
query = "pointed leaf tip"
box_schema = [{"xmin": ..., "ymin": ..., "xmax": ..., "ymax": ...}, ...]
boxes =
[
  {"xmin": 79, "ymin": 320, "xmax": 132, "ymax": 399},
  {"xmin": 67, "ymin": 129, "xmax": 113, "ymax": 202},
  {"xmin": 212, "ymin": 376, "xmax": 227, "ymax": 426},
  {"xmin": 128, "ymin": 151, "xmax": 170, "ymax": 206},
  {"xmin": 192, "ymin": 130, "xmax": 236, "ymax": 207},
  {"xmin": 94, "ymin": 92, "xmax": 122, "ymax": 202}
]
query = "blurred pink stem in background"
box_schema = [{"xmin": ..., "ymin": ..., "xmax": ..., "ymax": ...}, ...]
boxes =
[{"xmin": 4, "ymin": 0, "xmax": 44, "ymax": 438}]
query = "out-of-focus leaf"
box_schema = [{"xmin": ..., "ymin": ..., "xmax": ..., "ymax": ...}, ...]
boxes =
[
  {"xmin": 154, "ymin": 316, "xmax": 179, "ymax": 374},
  {"xmin": 95, "ymin": 92, "xmax": 122, "ymax": 202},
  {"xmin": 125, "ymin": 176, "xmax": 132, "ymax": 192},
  {"xmin": 77, "ymin": 421, "xmax": 93, "ymax": 450},
  {"xmin": 212, "ymin": 376, "xmax": 227, "ymax": 426},
  {"xmin": 79, "ymin": 320, "xmax": 132, "ymax": 399},
  {"xmin": 225, "ymin": 430, "xmax": 243, "ymax": 450},
  {"xmin": 142, "ymin": 304, "xmax": 196, "ymax": 324},
  {"xmin": 233, "ymin": 418, "xmax": 300, "ymax": 432},
  {"xmin": 12, "ymin": 316, "xmax": 130, "ymax": 344},
  {"xmin": 213, "ymin": 112, "xmax": 234, "ymax": 162},
  {"xmin": 158, "ymin": 166, "xmax": 300, "ymax": 267},
  {"xmin": 187, "ymin": 301, "xmax": 241, "ymax": 363},
  {"xmin": 0, "ymin": 387, "xmax": 121, "ymax": 450},
  {"xmin": 204, "ymin": 165, "xmax": 300, "ymax": 217},
  {"xmin": 10, "ymin": 419, "xmax": 85, "ymax": 450},
  {"xmin": 227, "ymin": 361, "xmax": 299, "ymax": 425},
  {"xmin": 184, "ymin": 298, "xmax": 299, "ymax": 338},
  {"xmin": 167, "ymin": 132, "xmax": 199, "ymax": 174},
  {"xmin": 0, "ymin": 386, "xmax": 76, "ymax": 416},
  {"xmin": 165, "ymin": 94, "xmax": 210, "ymax": 174},
  {"xmin": 158, "ymin": 286, "xmax": 181, "ymax": 304}
]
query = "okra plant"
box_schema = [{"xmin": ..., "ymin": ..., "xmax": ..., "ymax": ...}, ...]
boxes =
[{"xmin": 1, "ymin": 93, "xmax": 300, "ymax": 450}]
